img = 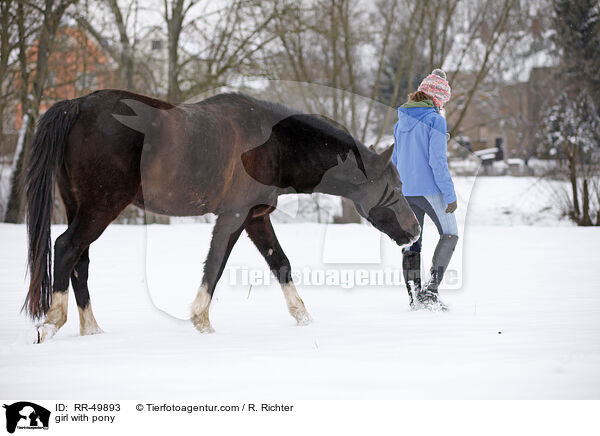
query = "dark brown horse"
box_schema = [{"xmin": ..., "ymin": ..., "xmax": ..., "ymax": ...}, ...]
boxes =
[{"xmin": 24, "ymin": 89, "xmax": 420, "ymax": 342}]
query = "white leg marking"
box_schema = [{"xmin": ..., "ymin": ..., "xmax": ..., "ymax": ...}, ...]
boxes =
[
  {"xmin": 34, "ymin": 292, "xmax": 68, "ymax": 343},
  {"xmin": 190, "ymin": 284, "xmax": 215, "ymax": 333},
  {"xmin": 78, "ymin": 302, "xmax": 104, "ymax": 336},
  {"xmin": 282, "ymin": 283, "xmax": 311, "ymax": 326}
]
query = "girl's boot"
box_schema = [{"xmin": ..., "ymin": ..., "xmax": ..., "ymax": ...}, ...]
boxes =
[
  {"xmin": 418, "ymin": 234, "xmax": 458, "ymax": 311},
  {"xmin": 402, "ymin": 249, "xmax": 421, "ymax": 309}
]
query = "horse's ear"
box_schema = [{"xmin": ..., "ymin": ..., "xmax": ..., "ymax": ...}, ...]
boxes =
[
  {"xmin": 376, "ymin": 145, "xmax": 394, "ymax": 170},
  {"xmin": 317, "ymin": 152, "xmax": 367, "ymax": 189},
  {"xmin": 366, "ymin": 144, "xmax": 393, "ymax": 178}
]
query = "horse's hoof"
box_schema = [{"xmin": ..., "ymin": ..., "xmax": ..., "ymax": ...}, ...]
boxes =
[
  {"xmin": 194, "ymin": 323, "xmax": 216, "ymax": 334},
  {"xmin": 294, "ymin": 311, "xmax": 312, "ymax": 326},
  {"xmin": 32, "ymin": 324, "xmax": 58, "ymax": 344},
  {"xmin": 191, "ymin": 313, "xmax": 215, "ymax": 333},
  {"xmin": 80, "ymin": 326, "xmax": 104, "ymax": 336}
]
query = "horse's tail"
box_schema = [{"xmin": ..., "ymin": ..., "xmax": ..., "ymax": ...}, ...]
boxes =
[{"xmin": 24, "ymin": 99, "xmax": 80, "ymax": 320}]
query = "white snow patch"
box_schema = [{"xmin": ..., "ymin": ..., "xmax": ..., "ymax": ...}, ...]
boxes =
[{"xmin": 0, "ymin": 176, "xmax": 595, "ymax": 399}]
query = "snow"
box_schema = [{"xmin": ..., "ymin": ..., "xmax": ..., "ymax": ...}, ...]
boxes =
[
  {"xmin": 461, "ymin": 176, "xmax": 571, "ymax": 226},
  {"xmin": 1, "ymin": 177, "xmax": 599, "ymax": 399}
]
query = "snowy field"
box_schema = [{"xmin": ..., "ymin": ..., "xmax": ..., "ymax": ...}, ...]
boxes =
[{"xmin": 1, "ymin": 176, "xmax": 599, "ymax": 399}]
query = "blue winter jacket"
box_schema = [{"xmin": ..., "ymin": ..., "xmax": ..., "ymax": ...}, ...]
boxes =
[{"xmin": 392, "ymin": 104, "xmax": 457, "ymax": 204}]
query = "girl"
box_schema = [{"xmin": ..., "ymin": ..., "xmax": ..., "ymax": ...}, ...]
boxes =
[{"xmin": 392, "ymin": 69, "xmax": 458, "ymax": 311}]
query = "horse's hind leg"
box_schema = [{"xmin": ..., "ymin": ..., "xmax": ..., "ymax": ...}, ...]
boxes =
[
  {"xmin": 34, "ymin": 222, "xmax": 78, "ymax": 343},
  {"xmin": 245, "ymin": 214, "xmax": 311, "ymax": 325},
  {"xmin": 34, "ymin": 216, "xmax": 101, "ymax": 342},
  {"xmin": 34, "ymin": 186, "xmax": 74, "ymax": 342},
  {"xmin": 35, "ymin": 203, "xmax": 131, "ymax": 343},
  {"xmin": 71, "ymin": 248, "xmax": 103, "ymax": 336}
]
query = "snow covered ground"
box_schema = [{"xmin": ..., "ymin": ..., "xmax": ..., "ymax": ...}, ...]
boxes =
[{"xmin": 1, "ymin": 176, "xmax": 599, "ymax": 399}]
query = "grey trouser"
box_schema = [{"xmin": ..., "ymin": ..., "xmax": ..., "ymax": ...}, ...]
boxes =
[{"xmin": 404, "ymin": 193, "xmax": 458, "ymax": 253}]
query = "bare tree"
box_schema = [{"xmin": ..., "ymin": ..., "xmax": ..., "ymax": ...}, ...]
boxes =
[
  {"xmin": 374, "ymin": 0, "xmax": 520, "ymax": 143},
  {"xmin": 373, "ymin": 0, "xmax": 427, "ymax": 144},
  {"xmin": 444, "ymin": 0, "xmax": 518, "ymax": 138},
  {"xmin": 163, "ymin": 0, "xmax": 197, "ymax": 102},
  {"xmin": 4, "ymin": 0, "xmax": 76, "ymax": 223},
  {"xmin": 72, "ymin": 0, "xmax": 142, "ymax": 91},
  {"xmin": 0, "ymin": 0, "xmax": 19, "ymax": 142},
  {"xmin": 542, "ymin": 92, "xmax": 600, "ymax": 225},
  {"xmin": 539, "ymin": 0, "xmax": 600, "ymax": 226},
  {"xmin": 265, "ymin": 0, "xmax": 374, "ymax": 222},
  {"xmin": 0, "ymin": 0, "xmax": 20, "ymax": 218},
  {"xmin": 178, "ymin": 0, "xmax": 287, "ymax": 100}
]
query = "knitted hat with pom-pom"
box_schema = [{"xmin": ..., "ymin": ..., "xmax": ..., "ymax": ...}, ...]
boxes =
[{"xmin": 417, "ymin": 69, "xmax": 451, "ymax": 108}]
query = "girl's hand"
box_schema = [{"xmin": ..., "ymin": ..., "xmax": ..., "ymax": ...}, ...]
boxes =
[{"xmin": 446, "ymin": 201, "xmax": 457, "ymax": 213}]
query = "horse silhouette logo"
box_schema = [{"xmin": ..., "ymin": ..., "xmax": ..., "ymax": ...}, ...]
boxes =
[{"xmin": 3, "ymin": 402, "xmax": 50, "ymax": 433}]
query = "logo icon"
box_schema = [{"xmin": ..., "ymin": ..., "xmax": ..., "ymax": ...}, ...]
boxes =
[{"xmin": 3, "ymin": 402, "xmax": 50, "ymax": 434}]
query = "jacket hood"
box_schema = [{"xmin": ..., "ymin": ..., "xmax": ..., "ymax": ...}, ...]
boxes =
[{"xmin": 396, "ymin": 102, "xmax": 437, "ymax": 132}]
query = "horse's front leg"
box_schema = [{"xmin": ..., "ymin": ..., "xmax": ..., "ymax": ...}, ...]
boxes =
[
  {"xmin": 190, "ymin": 212, "xmax": 249, "ymax": 333},
  {"xmin": 245, "ymin": 214, "xmax": 311, "ymax": 325}
]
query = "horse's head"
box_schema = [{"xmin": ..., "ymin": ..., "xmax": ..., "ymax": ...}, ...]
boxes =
[
  {"xmin": 328, "ymin": 145, "xmax": 420, "ymax": 246},
  {"xmin": 241, "ymin": 111, "xmax": 420, "ymax": 245}
]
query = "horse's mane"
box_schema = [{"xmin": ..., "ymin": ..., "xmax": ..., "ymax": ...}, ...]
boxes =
[
  {"xmin": 196, "ymin": 92, "xmax": 299, "ymax": 117},
  {"xmin": 198, "ymin": 92, "xmax": 367, "ymax": 152}
]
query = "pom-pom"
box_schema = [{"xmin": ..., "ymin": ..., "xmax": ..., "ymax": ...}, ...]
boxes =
[{"xmin": 431, "ymin": 68, "xmax": 446, "ymax": 80}]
